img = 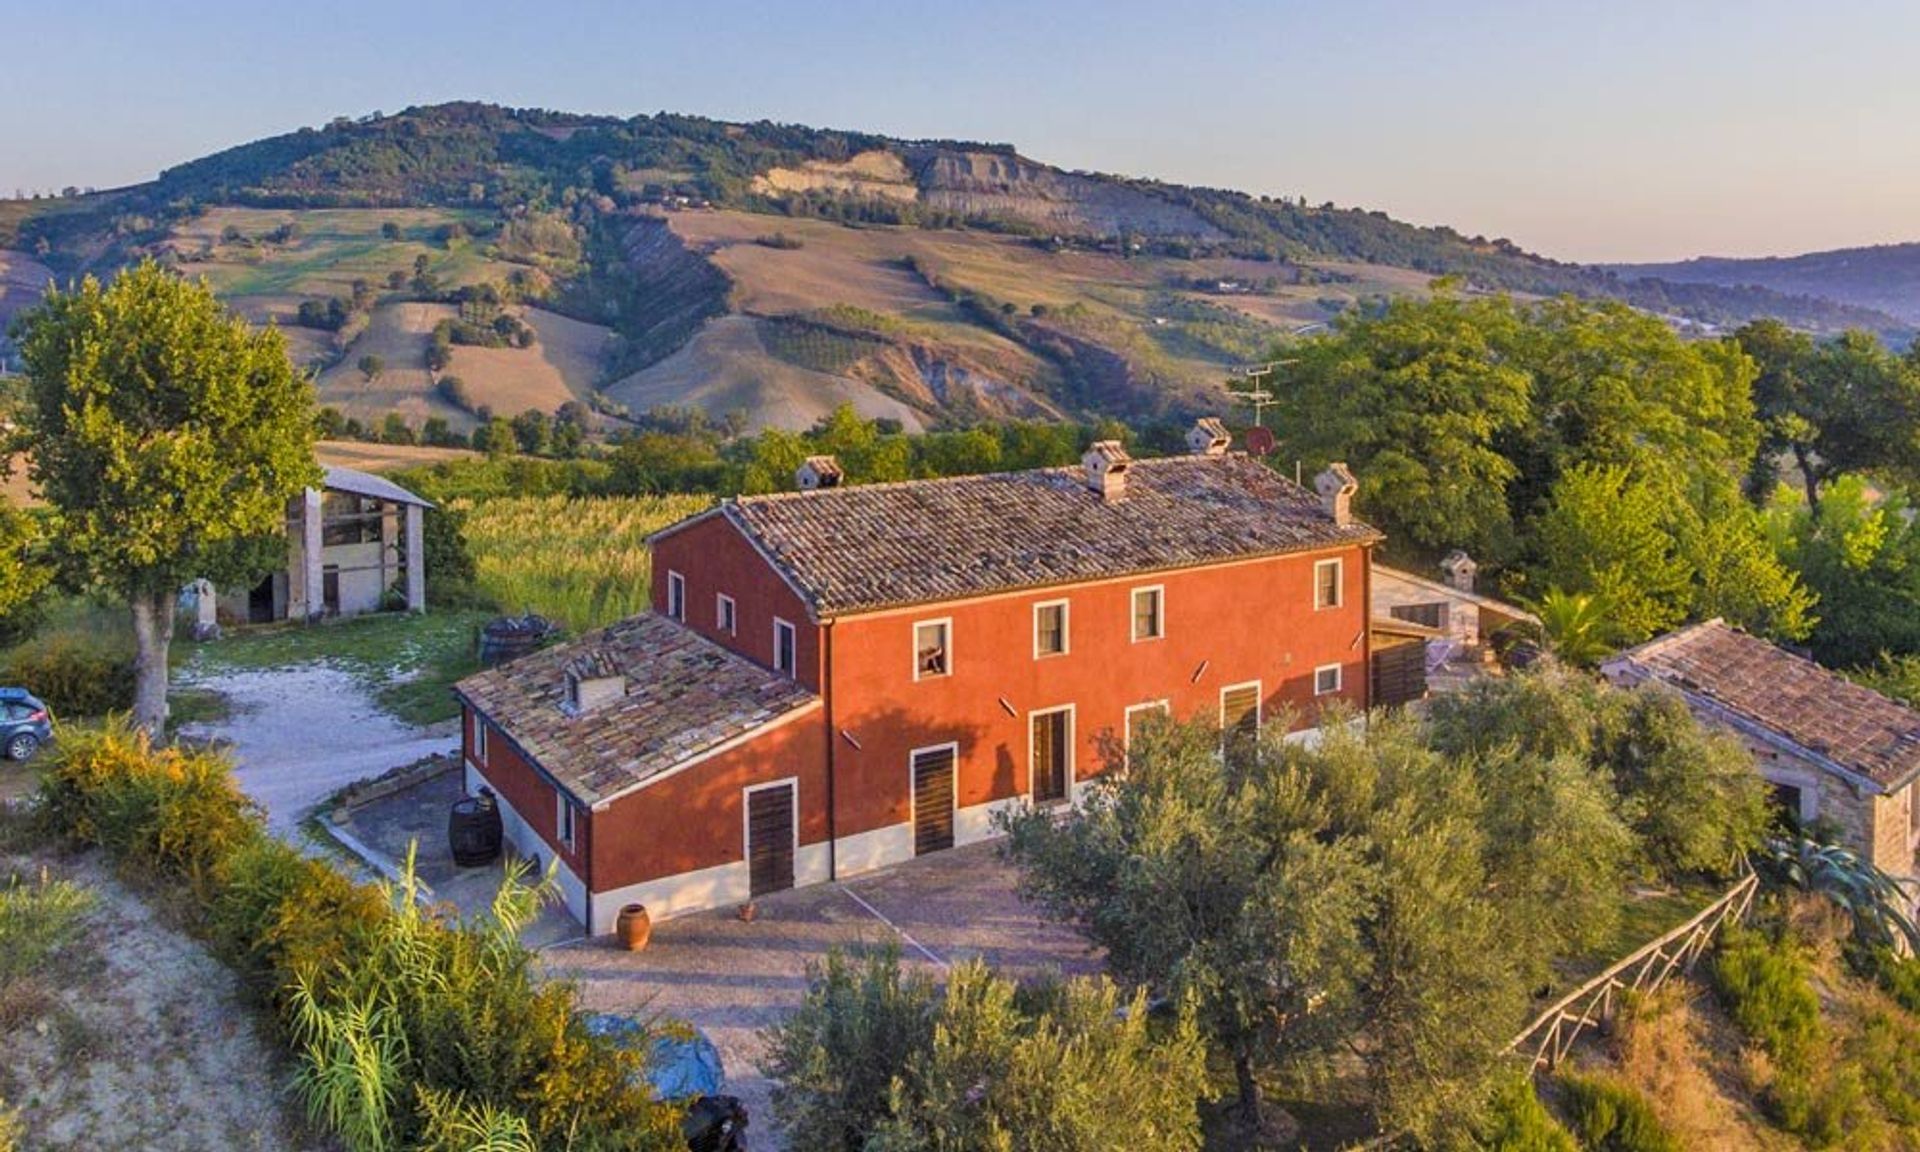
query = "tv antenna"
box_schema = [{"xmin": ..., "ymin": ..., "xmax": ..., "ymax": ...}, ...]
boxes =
[{"xmin": 1227, "ymin": 361, "xmax": 1290, "ymax": 427}]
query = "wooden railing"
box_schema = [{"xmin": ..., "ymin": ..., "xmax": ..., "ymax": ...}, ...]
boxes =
[{"xmin": 1504, "ymin": 867, "xmax": 1759, "ymax": 1072}]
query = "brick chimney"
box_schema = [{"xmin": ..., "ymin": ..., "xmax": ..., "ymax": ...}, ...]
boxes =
[
  {"xmin": 1186, "ymin": 417, "xmax": 1231, "ymax": 456},
  {"xmin": 1081, "ymin": 441, "xmax": 1132, "ymax": 503},
  {"xmin": 1314, "ymin": 462, "xmax": 1358, "ymax": 527},
  {"xmin": 796, "ymin": 455, "xmax": 843, "ymax": 491},
  {"xmin": 1441, "ymin": 550, "xmax": 1477, "ymax": 594}
]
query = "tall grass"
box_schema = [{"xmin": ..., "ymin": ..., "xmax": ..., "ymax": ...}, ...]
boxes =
[{"xmin": 458, "ymin": 494, "xmax": 712, "ymax": 633}]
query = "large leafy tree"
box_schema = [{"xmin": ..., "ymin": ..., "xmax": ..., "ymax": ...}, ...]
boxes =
[
  {"xmin": 1736, "ymin": 320, "xmax": 1920, "ymax": 510},
  {"xmin": 12, "ymin": 261, "xmax": 318, "ymax": 734},
  {"xmin": 1535, "ymin": 463, "xmax": 1693, "ymax": 645},
  {"xmin": 1765, "ymin": 475, "xmax": 1920, "ymax": 666}
]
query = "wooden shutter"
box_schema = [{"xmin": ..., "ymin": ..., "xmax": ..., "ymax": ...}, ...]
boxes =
[
  {"xmin": 912, "ymin": 747, "xmax": 955, "ymax": 855},
  {"xmin": 747, "ymin": 784, "xmax": 796, "ymax": 896},
  {"xmin": 1222, "ymin": 684, "xmax": 1261, "ymax": 738},
  {"xmin": 1032, "ymin": 711, "xmax": 1070, "ymax": 803}
]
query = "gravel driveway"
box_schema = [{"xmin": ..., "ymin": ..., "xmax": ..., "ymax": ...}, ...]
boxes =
[{"xmin": 178, "ymin": 664, "xmax": 458, "ymax": 833}]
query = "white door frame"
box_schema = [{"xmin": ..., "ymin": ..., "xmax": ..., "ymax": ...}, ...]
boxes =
[
  {"xmin": 1027, "ymin": 704, "xmax": 1075, "ymax": 803},
  {"xmin": 908, "ymin": 740, "xmax": 960, "ymax": 853},
  {"xmin": 742, "ymin": 777, "xmax": 800, "ymax": 889}
]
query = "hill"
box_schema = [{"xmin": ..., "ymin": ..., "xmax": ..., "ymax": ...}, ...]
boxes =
[
  {"xmin": 1, "ymin": 102, "xmax": 1908, "ymax": 432},
  {"xmin": 1614, "ymin": 242, "xmax": 1920, "ymax": 325}
]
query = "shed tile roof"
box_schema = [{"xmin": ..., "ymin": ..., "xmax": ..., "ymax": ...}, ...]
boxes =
[
  {"xmin": 710, "ymin": 454, "xmax": 1380, "ymax": 617},
  {"xmin": 1608, "ymin": 619, "xmax": 1920, "ymax": 792},
  {"xmin": 322, "ymin": 465, "xmax": 433, "ymax": 508},
  {"xmin": 454, "ymin": 614, "xmax": 818, "ymax": 806}
]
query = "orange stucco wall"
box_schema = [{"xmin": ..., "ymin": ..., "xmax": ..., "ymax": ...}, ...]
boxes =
[
  {"xmin": 464, "ymin": 708, "xmax": 590, "ymax": 877},
  {"xmin": 649, "ymin": 512, "xmax": 823, "ymax": 690},
  {"xmin": 588, "ymin": 707, "xmax": 829, "ymax": 890},
  {"xmin": 822, "ymin": 545, "xmax": 1373, "ymax": 837}
]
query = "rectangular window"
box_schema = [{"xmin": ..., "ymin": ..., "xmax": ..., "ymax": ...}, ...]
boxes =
[
  {"xmin": 1034, "ymin": 600, "xmax": 1069, "ymax": 658},
  {"xmin": 320, "ymin": 492, "xmax": 383, "ymax": 546},
  {"xmin": 1131, "ymin": 586, "xmax": 1164, "ymax": 642},
  {"xmin": 667, "ymin": 571, "xmax": 686, "ymax": 621},
  {"xmin": 1314, "ymin": 663, "xmax": 1343, "ymax": 696},
  {"xmin": 1030, "ymin": 707, "xmax": 1073, "ymax": 804},
  {"xmin": 716, "ymin": 593, "xmax": 737, "ymax": 636},
  {"xmin": 773, "ymin": 618, "xmax": 797, "ymax": 677},
  {"xmin": 1314, "ymin": 559, "xmax": 1343, "ymax": 610},
  {"xmin": 1124, "ymin": 700, "xmax": 1171, "ymax": 767},
  {"xmin": 1221, "ymin": 682, "xmax": 1261, "ymax": 740},
  {"xmin": 471, "ymin": 713, "xmax": 488, "ymax": 764},
  {"xmin": 556, "ymin": 793, "xmax": 576, "ymax": 852},
  {"xmin": 914, "ymin": 619, "xmax": 952, "ymax": 680}
]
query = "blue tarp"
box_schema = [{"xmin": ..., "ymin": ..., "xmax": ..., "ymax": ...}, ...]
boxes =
[{"xmin": 584, "ymin": 1013, "xmax": 726, "ymax": 1101}]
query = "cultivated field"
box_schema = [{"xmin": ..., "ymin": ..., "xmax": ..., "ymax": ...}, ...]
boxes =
[
  {"xmin": 460, "ymin": 493, "xmax": 714, "ymax": 632},
  {"xmin": 314, "ymin": 438, "xmax": 476, "ymax": 473},
  {"xmin": 441, "ymin": 305, "xmax": 612, "ymax": 417}
]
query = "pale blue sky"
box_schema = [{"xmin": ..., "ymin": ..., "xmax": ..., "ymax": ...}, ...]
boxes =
[{"xmin": 4, "ymin": 0, "xmax": 1916, "ymax": 262}]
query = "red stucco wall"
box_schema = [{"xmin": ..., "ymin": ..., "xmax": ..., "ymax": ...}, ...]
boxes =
[
  {"xmin": 464, "ymin": 706, "xmax": 589, "ymax": 877},
  {"xmin": 822, "ymin": 545, "xmax": 1373, "ymax": 837},
  {"xmin": 649, "ymin": 512, "xmax": 823, "ymax": 689}
]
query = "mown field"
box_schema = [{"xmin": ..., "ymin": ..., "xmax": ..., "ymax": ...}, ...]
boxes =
[{"xmin": 460, "ymin": 493, "xmax": 713, "ymax": 633}]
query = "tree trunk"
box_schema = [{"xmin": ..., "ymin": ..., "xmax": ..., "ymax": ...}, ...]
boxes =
[
  {"xmin": 130, "ymin": 589, "xmax": 174, "ymax": 741},
  {"xmin": 1234, "ymin": 1047, "xmax": 1263, "ymax": 1129},
  {"xmin": 1793, "ymin": 444, "xmax": 1821, "ymax": 513}
]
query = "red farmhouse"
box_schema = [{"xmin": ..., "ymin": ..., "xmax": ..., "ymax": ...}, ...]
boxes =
[{"xmin": 455, "ymin": 432, "xmax": 1381, "ymax": 933}]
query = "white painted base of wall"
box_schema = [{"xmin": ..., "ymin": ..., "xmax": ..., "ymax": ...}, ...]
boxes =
[
  {"xmin": 466, "ymin": 762, "xmax": 588, "ymax": 927},
  {"xmin": 955, "ymin": 796, "xmax": 1023, "ymax": 846},
  {"xmin": 833, "ymin": 822, "xmax": 914, "ymax": 877},
  {"xmin": 583, "ymin": 841, "xmax": 836, "ymax": 934}
]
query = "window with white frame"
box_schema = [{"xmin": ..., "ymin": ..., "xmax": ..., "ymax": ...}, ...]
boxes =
[
  {"xmin": 773, "ymin": 618, "xmax": 797, "ymax": 677},
  {"xmin": 471, "ymin": 712, "xmax": 488, "ymax": 764},
  {"xmin": 556, "ymin": 793, "xmax": 576, "ymax": 852},
  {"xmin": 914, "ymin": 619, "xmax": 952, "ymax": 680},
  {"xmin": 716, "ymin": 593, "xmax": 737, "ymax": 636},
  {"xmin": 1124, "ymin": 700, "xmax": 1171, "ymax": 766},
  {"xmin": 1314, "ymin": 663, "xmax": 1343, "ymax": 695},
  {"xmin": 1034, "ymin": 600, "xmax": 1069, "ymax": 658},
  {"xmin": 1314, "ymin": 558, "xmax": 1343, "ymax": 610},
  {"xmin": 1131, "ymin": 586, "xmax": 1164, "ymax": 641},
  {"xmin": 667, "ymin": 570, "xmax": 686, "ymax": 621}
]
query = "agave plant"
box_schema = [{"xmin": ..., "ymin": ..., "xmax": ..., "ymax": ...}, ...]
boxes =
[{"xmin": 1754, "ymin": 836, "xmax": 1920, "ymax": 954}]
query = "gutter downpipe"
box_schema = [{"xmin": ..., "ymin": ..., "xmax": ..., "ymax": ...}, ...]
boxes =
[{"xmin": 824, "ymin": 618, "xmax": 838, "ymax": 881}]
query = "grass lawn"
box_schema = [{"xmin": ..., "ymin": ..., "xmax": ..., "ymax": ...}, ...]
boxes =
[
  {"xmin": 1554, "ymin": 877, "xmax": 1728, "ymax": 991},
  {"xmin": 188, "ymin": 609, "xmax": 492, "ymax": 727}
]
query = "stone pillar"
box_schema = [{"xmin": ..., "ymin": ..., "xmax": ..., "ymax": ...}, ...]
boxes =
[
  {"xmin": 301, "ymin": 488, "xmax": 325, "ymax": 620},
  {"xmin": 405, "ymin": 503, "xmax": 426, "ymax": 613}
]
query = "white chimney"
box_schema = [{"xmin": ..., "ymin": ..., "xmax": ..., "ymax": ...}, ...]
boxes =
[
  {"xmin": 563, "ymin": 649, "xmax": 627, "ymax": 714},
  {"xmin": 1441, "ymin": 550, "xmax": 1478, "ymax": 594},
  {"xmin": 1186, "ymin": 417, "xmax": 1231, "ymax": 456},
  {"xmin": 1081, "ymin": 441, "xmax": 1132, "ymax": 503},
  {"xmin": 796, "ymin": 455, "xmax": 844, "ymax": 491},
  {"xmin": 1314, "ymin": 462, "xmax": 1358, "ymax": 527}
]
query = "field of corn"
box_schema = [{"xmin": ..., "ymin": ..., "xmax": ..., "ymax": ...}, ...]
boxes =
[{"xmin": 458, "ymin": 494, "xmax": 714, "ymax": 633}]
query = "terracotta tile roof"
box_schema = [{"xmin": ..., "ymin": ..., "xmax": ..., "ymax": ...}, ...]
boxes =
[
  {"xmin": 1608, "ymin": 619, "xmax": 1920, "ymax": 792},
  {"xmin": 453, "ymin": 614, "xmax": 818, "ymax": 806},
  {"xmin": 714, "ymin": 454, "xmax": 1381, "ymax": 617}
]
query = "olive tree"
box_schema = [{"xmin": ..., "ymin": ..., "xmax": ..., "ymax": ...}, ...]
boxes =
[{"xmin": 13, "ymin": 261, "xmax": 318, "ymax": 734}]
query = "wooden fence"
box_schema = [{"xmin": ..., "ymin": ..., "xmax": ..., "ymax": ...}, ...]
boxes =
[{"xmin": 1504, "ymin": 867, "xmax": 1759, "ymax": 1072}]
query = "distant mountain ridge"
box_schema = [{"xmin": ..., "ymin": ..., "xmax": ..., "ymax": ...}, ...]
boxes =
[
  {"xmin": 1611, "ymin": 242, "xmax": 1920, "ymax": 326},
  {"xmin": 4, "ymin": 101, "xmax": 1904, "ymax": 338}
]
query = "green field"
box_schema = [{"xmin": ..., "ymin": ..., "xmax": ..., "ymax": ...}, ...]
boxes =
[{"xmin": 460, "ymin": 493, "xmax": 715, "ymax": 633}]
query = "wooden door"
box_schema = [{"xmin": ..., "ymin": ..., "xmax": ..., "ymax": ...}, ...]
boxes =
[
  {"xmin": 1031, "ymin": 710, "xmax": 1070, "ymax": 804},
  {"xmin": 747, "ymin": 783, "xmax": 796, "ymax": 897},
  {"xmin": 911, "ymin": 746, "xmax": 955, "ymax": 856}
]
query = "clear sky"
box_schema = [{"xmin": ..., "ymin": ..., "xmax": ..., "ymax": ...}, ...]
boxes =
[{"xmin": 4, "ymin": 0, "xmax": 1916, "ymax": 263}]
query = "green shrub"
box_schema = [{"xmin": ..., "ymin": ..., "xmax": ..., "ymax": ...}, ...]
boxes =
[
  {"xmin": 1559, "ymin": 1072, "xmax": 1681, "ymax": 1152},
  {"xmin": 35, "ymin": 720, "xmax": 683, "ymax": 1151},
  {"xmin": 1869, "ymin": 948, "xmax": 1920, "ymax": 1014},
  {"xmin": 0, "ymin": 868, "xmax": 93, "ymax": 989},
  {"xmin": 1474, "ymin": 1074, "xmax": 1578, "ymax": 1152},
  {"xmin": 1853, "ymin": 1007, "xmax": 1920, "ymax": 1125},
  {"xmin": 0, "ymin": 629, "xmax": 134, "ymax": 717},
  {"xmin": 1710, "ymin": 926, "xmax": 1822, "ymax": 1070}
]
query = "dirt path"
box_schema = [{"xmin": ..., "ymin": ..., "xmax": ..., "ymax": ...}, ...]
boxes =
[
  {"xmin": 1, "ymin": 850, "xmax": 323, "ymax": 1151},
  {"xmin": 177, "ymin": 664, "xmax": 457, "ymax": 834}
]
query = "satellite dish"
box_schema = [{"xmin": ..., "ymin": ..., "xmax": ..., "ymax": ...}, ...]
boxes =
[{"xmin": 1245, "ymin": 426, "xmax": 1276, "ymax": 457}]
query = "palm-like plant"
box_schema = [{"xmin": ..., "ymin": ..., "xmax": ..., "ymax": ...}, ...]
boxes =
[
  {"xmin": 1532, "ymin": 588, "xmax": 1613, "ymax": 666},
  {"xmin": 1754, "ymin": 836, "xmax": 1920, "ymax": 954}
]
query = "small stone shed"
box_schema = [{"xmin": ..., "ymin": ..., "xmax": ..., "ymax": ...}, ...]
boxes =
[
  {"xmin": 1604, "ymin": 619, "xmax": 1920, "ymax": 889},
  {"xmin": 211, "ymin": 466, "xmax": 431, "ymax": 625}
]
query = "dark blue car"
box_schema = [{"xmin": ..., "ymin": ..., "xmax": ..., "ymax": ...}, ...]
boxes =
[{"xmin": 0, "ymin": 688, "xmax": 52, "ymax": 760}]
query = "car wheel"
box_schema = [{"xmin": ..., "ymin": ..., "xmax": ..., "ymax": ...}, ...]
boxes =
[{"xmin": 6, "ymin": 733, "xmax": 37, "ymax": 761}]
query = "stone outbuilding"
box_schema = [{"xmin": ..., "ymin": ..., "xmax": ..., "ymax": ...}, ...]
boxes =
[
  {"xmin": 1604, "ymin": 620, "xmax": 1920, "ymax": 890},
  {"xmin": 209, "ymin": 466, "xmax": 431, "ymax": 626}
]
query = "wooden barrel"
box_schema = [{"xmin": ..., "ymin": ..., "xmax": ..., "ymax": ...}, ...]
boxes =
[
  {"xmin": 479, "ymin": 614, "xmax": 555, "ymax": 668},
  {"xmin": 617, "ymin": 903, "xmax": 652, "ymax": 951},
  {"xmin": 448, "ymin": 795, "xmax": 503, "ymax": 867}
]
